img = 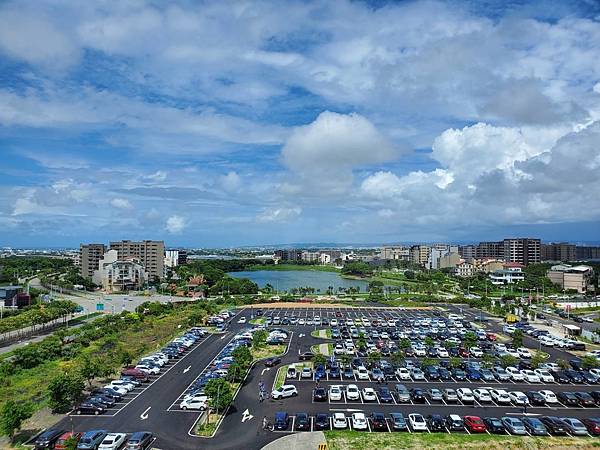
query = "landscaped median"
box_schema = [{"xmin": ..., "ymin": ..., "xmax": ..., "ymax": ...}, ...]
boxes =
[
  {"xmin": 310, "ymin": 329, "xmax": 332, "ymax": 339},
  {"xmin": 273, "ymin": 361, "xmax": 313, "ymax": 389},
  {"xmin": 324, "ymin": 430, "xmax": 599, "ymax": 450}
]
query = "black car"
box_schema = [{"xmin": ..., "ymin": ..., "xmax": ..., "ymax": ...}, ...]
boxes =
[
  {"xmin": 329, "ymin": 365, "xmax": 341, "ymax": 378},
  {"xmin": 452, "ymin": 368, "xmax": 466, "ymax": 381},
  {"xmin": 299, "ymin": 352, "xmax": 314, "ymax": 361},
  {"xmin": 574, "ymin": 391, "xmax": 596, "ymax": 407},
  {"xmin": 87, "ymin": 396, "xmax": 115, "ymax": 407},
  {"xmin": 295, "ymin": 412, "xmax": 310, "ymax": 431},
  {"xmin": 525, "ymin": 391, "xmax": 546, "ymax": 406},
  {"xmin": 522, "ymin": 417, "xmax": 549, "ymax": 436},
  {"xmin": 371, "ymin": 412, "xmax": 387, "ymax": 431},
  {"xmin": 343, "ymin": 367, "xmax": 354, "ymax": 379},
  {"xmin": 352, "ymin": 358, "xmax": 362, "ymax": 368},
  {"xmin": 438, "ymin": 367, "xmax": 451, "ymax": 380},
  {"xmin": 445, "ymin": 415, "xmax": 465, "ymax": 431},
  {"xmin": 313, "ymin": 387, "xmax": 328, "ymax": 402},
  {"xmin": 483, "ymin": 417, "xmax": 506, "ymax": 434},
  {"xmin": 539, "ymin": 416, "xmax": 568, "ymax": 435},
  {"xmin": 582, "ymin": 371, "xmax": 598, "ymax": 384},
  {"xmin": 410, "ymin": 388, "xmax": 426, "ymax": 403},
  {"xmin": 75, "ymin": 401, "xmax": 105, "ymax": 415},
  {"xmin": 265, "ymin": 357, "xmax": 281, "ymax": 367},
  {"xmin": 383, "ymin": 366, "xmax": 395, "ymax": 380},
  {"xmin": 425, "ymin": 366, "xmax": 440, "ymax": 380},
  {"xmin": 564, "ymin": 369, "xmax": 584, "ymax": 383},
  {"xmin": 378, "ymin": 386, "xmax": 394, "ymax": 403},
  {"xmin": 125, "ymin": 431, "xmax": 153, "ymax": 450},
  {"xmin": 557, "ymin": 391, "xmax": 579, "ymax": 407},
  {"xmin": 590, "ymin": 391, "xmax": 600, "ymax": 403},
  {"xmin": 389, "ymin": 412, "xmax": 408, "ymax": 431},
  {"xmin": 518, "ymin": 360, "xmax": 533, "ymax": 370},
  {"xmin": 427, "ymin": 414, "xmax": 446, "ymax": 432},
  {"xmin": 34, "ymin": 429, "xmax": 64, "ymax": 449},
  {"xmin": 553, "ymin": 371, "xmax": 571, "ymax": 383},
  {"xmin": 314, "ymin": 413, "xmax": 330, "ymax": 430},
  {"xmin": 274, "ymin": 411, "xmax": 289, "ymax": 430}
]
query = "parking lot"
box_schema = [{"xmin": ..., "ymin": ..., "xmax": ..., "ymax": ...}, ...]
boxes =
[{"xmin": 47, "ymin": 305, "xmax": 600, "ymax": 449}]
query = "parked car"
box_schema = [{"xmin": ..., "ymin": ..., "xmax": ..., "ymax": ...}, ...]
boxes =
[
  {"xmin": 54, "ymin": 432, "xmax": 82, "ymax": 450},
  {"xmin": 274, "ymin": 411, "xmax": 290, "ymax": 430},
  {"xmin": 581, "ymin": 418, "xmax": 600, "ymax": 436},
  {"xmin": 501, "ymin": 417, "xmax": 526, "ymax": 435},
  {"xmin": 332, "ymin": 412, "xmax": 347, "ymax": 429},
  {"xmin": 539, "ymin": 416, "xmax": 568, "ymax": 435},
  {"xmin": 77, "ymin": 430, "xmax": 108, "ymax": 450},
  {"xmin": 314, "ymin": 413, "xmax": 330, "ymax": 430},
  {"xmin": 522, "ymin": 417, "xmax": 549, "ymax": 436},
  {"xmin": 427, "ymin": 414, "xmax": 446, "ymax": 432},
  {"xmin": 75, "ymin": 401, "xmax": 106, "ymax": 415},
  {"xmin": 464, "ymin": 416, "xmax": 486, "ymax": 433},
  {"xmin": 351, "ymin": 412, "xmax": 368, "ymax": 430},
  {"xmin": 561, "ymin": 418, "xmax": 588, "ymax": 436},
  {"xmin": 408, "ymin": 413, "xmax": 428, "ymax": 432},
  {"xmin": 389, "ymin": 412, "xmax": 408, "ymax": 431},
  {"xmin": 98, "ymin": 433, "xmax": 127, "ymax": 450},
  {"xmin": 483, "ymin": 417, "xmax": 506, "ymax": 434},
  {"xmin": 271, "ymin": 385, "xmax": 298, "ymax": 399},
  {"xmin": 445, "ymin": 414, "xmax": 464, "ymax": 432},
  {"xmin": 295, "ymin": 412, "xmax": 310, "ymax": 431},
  {"xmin": 371, "ymin": 412, "xmax": 387, "ymax": 431},
  {"xmin": 557, "ymin": 391, "xmax": 579, "ymax": 407}
]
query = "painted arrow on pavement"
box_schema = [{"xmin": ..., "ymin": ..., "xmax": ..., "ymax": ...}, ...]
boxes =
[
  {"xmin": 261, "ymin": 367, "xmax": 270, "ymax": 375},
  {"xmin": 140, "ymin": 406, "xmax": 151, "ymax": 420},
  {"xmin": 183, "ymin": 365, "xmax": 191, "ymax": 373},
  {"xmin": 241, "ymin": 409, "xmax": 254, "ymax": 423}
]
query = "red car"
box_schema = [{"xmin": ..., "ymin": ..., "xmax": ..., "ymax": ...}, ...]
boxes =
[
  {"xmin": 582, "ymin": 418, "xmax": 600, "ymax": 435},
  {"xmin": 458, "ymin": 347, "xmax": 469, "ymax": 358},
  {"xmin": 464, "ymin": 415, "xmax": 486, "ymax": 433},
  {"xmin": 486, "ymin": 332, "xmax": 497, "ymax": 341},
  {"xmin": 121, "ymin": 367, "xmax": 149, "ymax": 382},
  {"xmin": 54, "ymin": 432, "xmax": 82, "ymax": 450}
]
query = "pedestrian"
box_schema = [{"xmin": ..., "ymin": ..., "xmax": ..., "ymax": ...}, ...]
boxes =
[{"xmin": 263, "ymin": 416, "xmax": 268, "ymax": 430}]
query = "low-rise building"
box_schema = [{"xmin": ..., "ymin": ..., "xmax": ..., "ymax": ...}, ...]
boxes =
[
  {"xmin": 454, "ymin": 261, "xmax": 475, "ymax": 278},
  {"xmin": 0, "ymin": 285, "xmax": 30, "ymax": 308},
  {"xmin": 547, "ymin": 264, "xmax": 594, "ymax": 293},
  {"xmin": 489, "ymin": 262, "xmax": 525, "ymax": 285},
  {"xmin": 93, "ymin": 250, "xmax": 146, "ymax": 293}
]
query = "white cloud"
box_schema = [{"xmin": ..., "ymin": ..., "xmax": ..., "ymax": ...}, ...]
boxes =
[
  {"xmin": 282, "ymin": 111, "xmax": 399, "ymax": 172},
  {"xmin": 165, "ymin": 215, "xmax": 187, "ymax": 234},
  {"xmin": 110, "ymin": 198, "xmax": 132, "ymax": 209},
  {"xmin": 256, "ymin": 206, "xmax": 302, "ymax": 223}
]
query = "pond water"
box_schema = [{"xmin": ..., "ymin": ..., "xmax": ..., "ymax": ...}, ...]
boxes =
[{"xmin": 227, "ymin": 270, "xmax": 370, "ymax": 293}]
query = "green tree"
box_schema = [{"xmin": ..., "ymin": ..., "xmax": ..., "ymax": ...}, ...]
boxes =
[
  {"xmin": 421, "ymin": 358, "xmax": 436, "ymax": 367},
  {"xmin": 61, "ymin": 435, "xmax": 79, "ymax": 450},
  {"xmin": 531, "ymin": 351, "xmax": 546, "ymax": 369},
  {"xmin": 47, "ymin": 371, "xmax": 85, "ymax": 412},
  {"xmin": 482, "ymin": 354, "xmax": 495, "ymax": 369},
  {"xmin": 252, "ymin": 330, "xmax": 268, "ymax": 349},
  {"xmin": 391, "ymin": 351, "xmax": 405, "ymax": 367},
  {"xmin": 204, "ymin": 378, "xmax": 233, "ymax": 413},
  {"xmin": 512, "ymin": 329, "xmax": 524, "ymax": 348},
  {"xmin": 449, "ymin": 357, "xmax": 462, "ymax": 368},
  {"xmin": 339, "ymin": 354, "xmax": 351, "ymax": 367},
  {"xmin": 500, "ymin": 354, "xmax": 519, "ymax": 368},
  {"xmin": 424, "ymin": 336, "xmax": 434, "ymax": 348},
  {"xmin": 232, "ymin": 345, "xmax": 252, "ymax": 369},
  {"xmin": 556, "ymin": 358, "xmax": 570, "ymax": 370},
  {"xmin": 463, "ymin": 332, "xmax": 477, "ymax": 350},
  {"xmin": 313, "ymin": 354, "xmax": 327, "ymax": 367},
  {"xmin": 367, "ymin": 351, "xmax": 381, "ymax": 366},
  {"xmin": 398, "ymin": 338, "xmax": 411, "ymax": 350},
  {"xmin": 79, "ymin": 356, "xmax": 102, "ymax": 387},
  {"xmin": 0, "ymin": 400, "xmax": 32, "ymax": 439},
  {"xmin": 226, "ymin": 362, "xmax": 245, "ymax": 382},
  {"xmin": 582, "ymin": 355, "xmax": 600, "ymax": 369}
]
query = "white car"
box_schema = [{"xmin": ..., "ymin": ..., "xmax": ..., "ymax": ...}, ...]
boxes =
[
  {"xmin": 237, "ymin": 317, "xmax": 247, "ymax": 323},
  {"xmin": 396, "ymin": 367, "xmax": 411, "ymax": 380},
  {"xmin": 410, "ymin": 368, "xmax": 425, "ymax": 381},
  {"xmin": 540, "ymin": 362, "xmax": 560, "ymax": 372},
  {"xmin": 490, "ymin": 389, "xmax": 511, "ymax": 404},
  {"xmin": 457, "ymin": 388, "xmax": 475, "ymax": 403},
  {"xmin": 414, "ymin": 347, "xmax": 426, "ymax": 357},
  {"xmin": 329, "ymin": 385, "xmax": 342, "ymax": 401},
  {"xmin": 333, "ymin": 412, "xmax": 347, "ymax": 429},
  {"xmin": 356, "ymin": 366, "xmax": 370, "ymax": 380},
  {"xmin": 180, "ymin": 396, "xmax": 208, "ymax": 410},
  {"xmin": 300, "ymin": 367, "xmax": 313, "ymax": 379},
  {"xmin": 334, "ymin": 344, "xmax": 345, "ymax": 355},
  {"xmin": 330, "ymin": 319, "xmax": 338, "ymax": 326},
  {"xmin": 473, "ymin": 388, "xmax": 492, "ymax": 403},
  {"xmin": 109, "ymin": 380, "xmax": 135, "ymax": 392},
  {"xmin": 362, "ymin": 387, "xmax": 377, "ymax": 402},
  {"xmin": 98, "ymin": 433, "xmax": 127, "ymax": 450},
  {"xmin": 470, "ymin": 347, "xmax": 483, "ymax": 357},
  {"xmin": 346, "ymin": 384, "xmax": 360, "ymax": 401},
  {"xmin": 506, "ymin": 348, "xmax": 520, "ymax": 358},
  {"xmin": 298, "ymin": 318, "xmax": 305, "ymax": 325},
  {"xmin": 509, "ymin": 391, "xmax": 529, "ymax": 406},
  {"xmin": 505, "ymin": 366, "xmax": 525, "ymax": 381},
  {"xmin": 534, "ymin": 369, "xmax": 555, "ymax": 383},
  {"xmin": 136, "ymin": 364, "xmax": 160, "ymax": 375},
  {"xmin": 351, "ymin": 412, "xmax": 368, "ymax": 430},
  {"xmin": 104, "ymin": 384, "xmax": 127, "ymax": 395},
  {"xmin": 517, "ymin": 347, "xmax": 532, "ymax": 358},
  {"xmin": 520, "ymin": 370, "xmax": 541, "ymax": 383},
  {"xmin": 271, "ymin": 384, "xmax": 298, "ymax": 399},
  {"xmin": 437, "ymin": 348, "xmax": 449, "ymax": 358},
  {"xmin": 539, "ymin": 390, "xmax": 559, "ymax": 404},
  {"xmin": 408, "ymin": 413, "xmax": 428, "ymax": 431}
]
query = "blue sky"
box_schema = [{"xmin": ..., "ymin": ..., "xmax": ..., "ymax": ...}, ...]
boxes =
[{"xmin": 1, "ymin": 0, "xmax": 600, "ymax": 247}]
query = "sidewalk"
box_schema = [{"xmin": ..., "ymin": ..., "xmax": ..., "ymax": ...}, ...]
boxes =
[{"xmin": 261, "ymin": 431, "xmax": 326, "ymax": 450}]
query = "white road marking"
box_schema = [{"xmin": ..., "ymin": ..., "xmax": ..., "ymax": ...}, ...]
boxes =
[
  {"xmin": 261, "ymin": 367, "xmax": 271, "ymax": 375},
  {"xmin": 241, "ymin": 409, "xmax": 254, "ymax": 423},
  {"xmin": 183, "ymin": 366, "xmax": 191, "ymax": 373},
  {"xmin": 140, "ymin": 406, "xmax": 151, "ymax": 420}
]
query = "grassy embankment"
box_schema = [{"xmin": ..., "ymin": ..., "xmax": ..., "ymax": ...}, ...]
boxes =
[{"xmin": 325, "ymin": 430, "xmax": 600, "ymax": 450}]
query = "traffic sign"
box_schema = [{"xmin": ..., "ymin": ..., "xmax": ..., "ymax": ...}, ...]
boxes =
[{"xmin": 96, "ymin": 303, "xmax": 104, "ymax": 311}]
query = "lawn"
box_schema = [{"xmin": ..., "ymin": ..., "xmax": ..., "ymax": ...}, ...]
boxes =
[
  {"xmin": 252, "ymin": 344, "xmax": 286, "ymax": 361},
  {"xmin": 325, "ymin": 430, "xmax": 600, "ymax": 450},
  {"xmin": 274, "ymin": 362, "xmax": 313, "ymax": 389}
]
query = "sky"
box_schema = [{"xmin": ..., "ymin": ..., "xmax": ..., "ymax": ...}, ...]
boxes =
[{"xmin": 1, "ymin": 0, "xmax": 600, "ymax": 248}]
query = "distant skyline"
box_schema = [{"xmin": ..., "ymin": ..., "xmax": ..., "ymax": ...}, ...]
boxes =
[{"xmin": 1, "ymin": 0, "xmax": 600, "ymax": 247}]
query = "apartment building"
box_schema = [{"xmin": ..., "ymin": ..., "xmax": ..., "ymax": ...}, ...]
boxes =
[
  {"xmin": 410, "ymin": 245, "xmax": 431, "ymax": 266},
  {"xmin": 476, "ymin": 241, "xmax": 504, "ymax": 259},
  {"xmin": 165, "ymin": 249, "xmax": 188, "ymax": 268},
  {"xmin": 80, "ymin": 243, "xmax": 107, "ymax": 279},
  {"xmin": 92, "ymin": 250, "xmax": 146, "ymax": 292},
  {"xmin": 274, "ymin": 249, "xmax": 303, "ymax": 262},
  {"xmin": 541, "ymin": 242, "xmax": 576, "ymax": 262},
  {"xmin": 458, "ymin": 245, "xmax": 476, "ymax": 262},
  {"xmin": 489, "ymin": 262, "xmax": 525, "ymax": 285},
  {"xmin": 576, "ymin": 246, "xmax": 600, "ymax": 260},
  {"xmin": 109, "ymin": 240, "xmax": 165, "ymax": 280},
  {"xmin": 380, "ymin": 246, "xmax": 411, "ymax": 261},
  {"xmin": 502, "ymin": 238, "xmax": 541, "ymax": 266}
]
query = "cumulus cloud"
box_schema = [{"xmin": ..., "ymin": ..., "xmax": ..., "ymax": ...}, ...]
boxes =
[
  {"xmin": 256, "ymin": 206, "xmax": 302, "ymax": 223},
  {"xmin": 110, "ymin": 198, "xmax": 132, "ymax": 209},
  {"xmin": 165, "ymin": 215, "xmax": 187, "ymax": 234},
  {"xmin": 282, "ymin": 111, "xmax": 399, "ymax": 172}
]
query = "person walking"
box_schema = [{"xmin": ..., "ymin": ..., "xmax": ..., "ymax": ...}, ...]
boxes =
[{"xmin": 263, "ymin": 416, "xmax": 268, "ymax": 430}]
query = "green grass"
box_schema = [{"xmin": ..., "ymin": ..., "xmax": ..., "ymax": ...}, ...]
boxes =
[
  {"xmin": 325, "ymin": 430, "xmax": 600, "ymax": 450},
  {"xmin": 274, "ymin": 362, "xmax": 313, "ymax": 389},
  {"xmin": 249, "ymin": 317, "xmax": 266, "ymax": 325}
]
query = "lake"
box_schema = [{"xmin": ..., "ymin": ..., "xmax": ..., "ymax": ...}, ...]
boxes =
[{"xmin": 228, "ymin": 270, "xmax": 370, "ymax": 293}]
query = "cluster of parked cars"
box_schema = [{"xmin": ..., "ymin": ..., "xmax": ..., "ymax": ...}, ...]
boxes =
[
  {"xmin": 503, "ymin": 321, "xmax": 586, "ymax": 351},
  {"xmin": 271, "ymin": 411, "xmax": 600, "ymax": 436},
  {"xmin": 34, "ymin": 430, "xmax": 154, "ymax": 450},
  {"xmin": 74, "ymin": 327, "xmax": 207, "ymax": 415},
  {"xmin": 206, "ymin": 309, "xmax": 236, "ymax": 331}
]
